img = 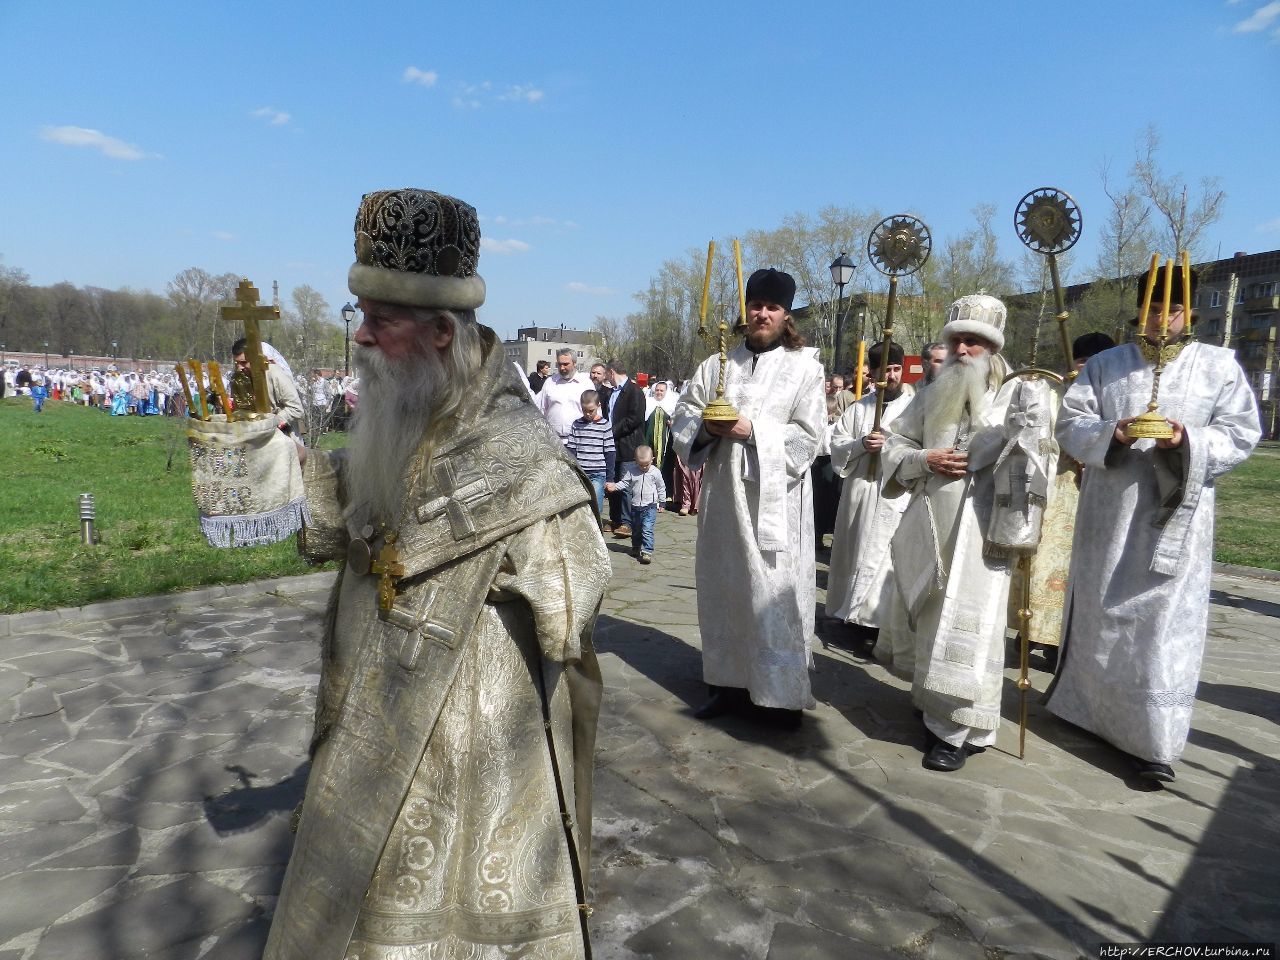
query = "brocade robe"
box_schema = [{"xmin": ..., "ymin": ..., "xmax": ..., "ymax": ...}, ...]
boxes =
[
  {"xmin": 671, "ymin": 342, "xmax": 825, "ymax": 710},
  {"xmin": 878, "ymin": 380, "xmax": 1017, "ymax": 733},
  {"xmin": 266, "ymin": 338, "xmax": 608, "ymax": 960},
  {"xmin": 825, "ymin": 387, "xmax": 914, "ymax": 626},
  {"xmin": 1045, "ymin": 341, "xmax": 1260, "ymax": 764}
]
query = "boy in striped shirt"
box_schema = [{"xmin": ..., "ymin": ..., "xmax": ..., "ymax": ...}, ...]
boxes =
[{"xmin": 566, "ymin": 389, "xmax": 615, "ymax": 525}]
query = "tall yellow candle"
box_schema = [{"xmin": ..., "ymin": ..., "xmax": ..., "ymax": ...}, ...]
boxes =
[
  {"xmin": 733, "ymin": 239, "xmax": 747, "ymax": 327},
  {"xmin": 1181, "ymin": 250, "xmax": 1193, "ymax": 334},
  {"xmin": 854, "ymin": 340, "xmax": 866, "ymax": 397},
  {"xmin": 1159, "ymin": 257, "xmax": 1175, "ymax": 341},
  {"xmin": 1138, "ymin": 252, "xmax": 1160, "ymax": 335},
  {"xmin": 700, "ymin": 240, "xmax": 715, "ymax": 328}
]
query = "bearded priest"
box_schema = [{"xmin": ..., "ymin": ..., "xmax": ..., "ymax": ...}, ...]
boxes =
[
  {"xmin": 825, "ymin": 340, "xmax": 915, "ymax": 652},
  {"xmin": 264, "ymin": 189, "xmax": 609, "ymax": 960},
  {"xmin": 672, "ymin": 268, "xmax": 826, "ymax": 728},
  {"xmin": 879, "ymin": 295, "xmax": 1024, "ymax": 772}
]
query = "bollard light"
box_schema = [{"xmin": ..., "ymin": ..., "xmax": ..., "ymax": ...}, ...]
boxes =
[{"xmin": 79, "ymin": 493, "xmax": 97, "ymax": 546}]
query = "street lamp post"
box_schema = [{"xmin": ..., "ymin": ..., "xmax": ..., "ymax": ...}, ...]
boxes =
[
  {"xmin": 828, "ymin": 252, "xmax": 858, "ymax": 374},
  {"xmin": 341, "ymin": 303, "xmax": 356, "ymax": 376},
  {"xmin": 111, "ymin": 340, "xmax": 118, "ymax": 362},
  {"xmin": 43, "ymin": 341, "xmax": 49, "ymax": 368}
]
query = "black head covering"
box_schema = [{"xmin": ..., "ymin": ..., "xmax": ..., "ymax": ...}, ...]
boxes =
[
  {"xmin": 744, "ymin": 268, "xmax": 796, "ymax": 311},
  {"xmin": 1131, "ymin": 264, "xmax": 1198, "ymax": 325},
  {"xmin": 867, "ymin": 341, "xmax": 905, "ymax": 369},
  {"xmin": 1072, "ymin": 332, "xmax": 1115, "ymax": 361}
]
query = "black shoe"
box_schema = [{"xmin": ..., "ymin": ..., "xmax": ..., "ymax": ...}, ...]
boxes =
[
  {"xmin": 768, "ymin": 707, "xmax": 803, "ymax": 730},
  {"xmin": 923, "ymin": 741, "xmax": 968, "ymax": 772},
  {"xmin": 694, "ymin": 687, "xmax": 743, "ymax": 720},
  {"xmin": 1134, "ymin": 758, "xmax": 1175, "ymax": 782}
]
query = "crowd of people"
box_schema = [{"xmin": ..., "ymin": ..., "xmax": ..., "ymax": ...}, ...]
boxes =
[{"xmin": 2, "ymin": 358, "xmax": 358, "ymax": 440}]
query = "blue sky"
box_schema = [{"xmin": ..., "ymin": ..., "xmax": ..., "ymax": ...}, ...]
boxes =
[{"xmin": 1, "ymin": 0, "xmax": 1277, "ymax": 341}]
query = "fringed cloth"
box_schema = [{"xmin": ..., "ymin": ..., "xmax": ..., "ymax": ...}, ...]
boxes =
[{"xmin": 187, "ymin": 415, "xmax": 309, "ymax": 548}]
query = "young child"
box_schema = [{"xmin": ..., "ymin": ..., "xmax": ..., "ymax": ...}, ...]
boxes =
[
  {"xmin": 605, "ymin": 444, "xmax": 665, "ymax": 564},
  {"xmin": 565, "ymin": 389, "xmax": 615, "ymax": 525},
  {"xmin": 30, "ymin": 377, "xmax": 49, "ymax": 414}
]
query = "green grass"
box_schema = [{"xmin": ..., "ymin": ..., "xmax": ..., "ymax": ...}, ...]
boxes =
[
  {"xmin": 0, "ymin": 397, "xmax": 1276, "ymax": 614},
  {"xmin": 0, "ymin": 396, "xmax": 335, "ymax": 614},
  {"xmin": 1212, "ymin": 442, "xmax": 1280, "ymax": 570}
]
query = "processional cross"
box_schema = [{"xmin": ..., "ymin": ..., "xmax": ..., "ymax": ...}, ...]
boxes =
[{"xmin": 217, "ymin": 279, "xmax": 276, "ymax": 417}]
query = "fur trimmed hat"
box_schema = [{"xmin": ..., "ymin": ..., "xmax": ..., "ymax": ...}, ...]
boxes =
[
  {"xmin": 940, "ymin": 294, "xmax": 1006, "ymax": 352},
  {"xmin": 745, "ymin": 268, "xmax": 796, "ymax": 311},
  {"xmin": 348, "ymin": 189, "xmax": 486, "ymax": 310}
]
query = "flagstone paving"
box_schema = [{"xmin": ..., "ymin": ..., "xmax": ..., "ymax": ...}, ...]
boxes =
[{"xmin": 1, "ymin": 514, "xmax": 1277, "ymax": 959}]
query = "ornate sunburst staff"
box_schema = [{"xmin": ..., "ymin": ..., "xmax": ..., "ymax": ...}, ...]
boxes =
[
  {"xmin": 695, "ymin": 238, "xmax": 741, "ymax": 423},
  {"xmin": 864, "ymin": 214, "xmax": 932, "ymax": 477},
  {"xmin": 1014, "ymin": 187, "xmax": 1083, "ymax": 378},
  {"xmin": 1006, "ymin": 186, "xmax": 1084, "ymax": 761}
]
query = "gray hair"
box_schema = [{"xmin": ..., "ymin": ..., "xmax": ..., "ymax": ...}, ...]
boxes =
[{"xmin": 556, "ymin": 347, "xmax": 574, "ymax": 360}]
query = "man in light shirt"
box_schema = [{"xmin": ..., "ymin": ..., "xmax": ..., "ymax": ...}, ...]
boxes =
[{"xmin": 537, "ymin": 347, "xmax": 591, "ymax": 443}]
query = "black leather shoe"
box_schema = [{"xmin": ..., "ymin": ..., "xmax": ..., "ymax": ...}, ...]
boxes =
[
  {"xmin": 1134, "ymin": 759, "xmax": 1176, "ymax": 782},
  {"xmin": 694, "ymin": 687, "xmax": 743, "ymax": 720},
  {"xmin": 922, "ymin": 741, "xmax": 968, "ymax": 772}
]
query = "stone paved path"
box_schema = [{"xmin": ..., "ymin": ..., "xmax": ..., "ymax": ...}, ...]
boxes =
[{"xmin": 1, "ymin": 512, "xmax": 1278, "ymax": 959}]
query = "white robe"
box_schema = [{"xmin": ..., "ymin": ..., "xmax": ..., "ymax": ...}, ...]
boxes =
[
  {"xmin": 672, "ymin": 343, "xmax": 826, "ymax": 710},
  {"xmin": 1045, "ymin": 341, "xmax": 1261, "ymax": 763},
  {"xmin": 825, "ymin": 388, "xmax": 914, "ymax": 625},
  {"xmin": 878, "ymin": 380, "xmax": 1018, "ymax": 733}
]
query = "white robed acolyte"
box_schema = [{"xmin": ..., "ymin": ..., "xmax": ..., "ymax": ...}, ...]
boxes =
[
  {"xmin": 672, "ymin": 321, "xmax": 826, "ymax": 711},
  {"xmin": 1046, "ymin": 333, "xmax": 1260, "ymax": 766},
  {"xmin": 879, "ymin": 295, "xmax": 1054, "ymax": 750},
  {"xmin": 825, "ymin": 347, "xmax": 915, "ymax": 628}
]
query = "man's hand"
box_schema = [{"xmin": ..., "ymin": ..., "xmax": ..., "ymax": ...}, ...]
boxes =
[
  {"xmin": 704, "ymin": 415, "xmax": 753, "ymax": 442},
  {"xmin": 925, "ymin": 447, "xmax": 968, "ymax": 478},
  {"xmin": 604, "ymin": 482, "xmax": 618, "ymax": 492},
  {"xmin": 862, "ymin": 430, "xmax": 885, "ymax": 453},
  {"xmin": 1113, "ymin": 417, "xmax": 1137, "ymax": 446},
  {"xmin": 1155, "ymin": 419, "xmax": 1185, "ymax": 449}
]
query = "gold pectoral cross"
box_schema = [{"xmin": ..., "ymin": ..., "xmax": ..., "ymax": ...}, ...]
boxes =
[{"xmin": 370, "ymin": 532, "xmax": 404, "ymax": 614}]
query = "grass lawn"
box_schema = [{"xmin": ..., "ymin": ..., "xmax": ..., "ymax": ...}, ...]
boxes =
[
  {"xmin": 1212, "ymin": 441, "xmax": 1280, "ymax": 569},
  {"xmin": 0, "ymin": 396, "xmax": 1276, "ymax": 614},
  {"xmin": 0, "ymin": 396, "xmax": 335, "ymax": 614}
]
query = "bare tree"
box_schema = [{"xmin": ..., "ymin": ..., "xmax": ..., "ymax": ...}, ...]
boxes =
[
  {"xmin": 166, "ymin": 267, "xmax": 237, "ymax": 358},
  {"xmin": 1131, "ymin": 125, "xmax": 1225, "ymax": 258}
]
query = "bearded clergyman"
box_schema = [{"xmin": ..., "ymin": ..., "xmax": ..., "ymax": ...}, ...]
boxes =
[
  {"xmin": 1045, "ymin": 267, "xmax": 1260, "ymax": 783},
  {"xmin": 825, "ymin": 340, "xmax": 915, "ymax": 653},
  {"xmin": 671, "ymin": 268, "xmax": 826, "ymax": 727},
  {"xmin": 879, "ymin": 295, "xmax": 1029, "ymax": 772},
  {"xmin": 263, "ymin": 189, "xmax": 609, "ymax": 960}
]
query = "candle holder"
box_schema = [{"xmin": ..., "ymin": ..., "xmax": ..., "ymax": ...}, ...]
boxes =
[{"xmin": 1125, "ymin": 253, "xmax": 1188, "ymax": 441}]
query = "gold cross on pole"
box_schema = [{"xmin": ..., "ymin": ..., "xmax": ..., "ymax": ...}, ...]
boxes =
[
  {"xmin": 218, "ymin": 279, "xmax": 276, "ymax": 415},
  {"xmin": 370, "ymin": 532, "xmax": 405, "ymax": 614}
]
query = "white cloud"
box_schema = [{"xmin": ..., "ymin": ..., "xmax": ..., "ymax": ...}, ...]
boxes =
[
  {"xmin": 481, "ymin": 214, "xmax": 577, "ymax": 229},
  {"xmin": 500, "ymin": 84, "xmax": 544, "ymax": 104},
  {"xmin": 251, "ymin": 106, "xmax": 291, "ymax": 126},
  {"xmin": 448, "ymin": 79, "xmax": 545, "ymax": 109},
  {"xmin": 1233, "ymin": 1, "xmax": 1280, "ymax": 31},
  {"xmin": 213, "ymin": 230, "xmax": 235, "ymax": 241},
  {"xmin": 481, "ymin": 237, "xmax": 531, "ymax": 254},
  {"xmin": 39, "ymin": 125, "xmax": 152, "ymax": 160},
  {"xmin": 402, "ymin": 66, "xmax": 438, "ymax": 87},
  {"xmin": 566, "ymin": 281, "xmax": 617, "ymax": 296},
  {"xmin": 1256, "ymin": 217, "xmax": 1280, "ymax": 233}
]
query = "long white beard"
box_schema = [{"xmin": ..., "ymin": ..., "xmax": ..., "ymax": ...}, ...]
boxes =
[
  {"xmin": 923, "ymin": 353, "xmax": 992, "ymax": 438},
  {"xmin": 345, "ymin": 344, "xmax": 446, "ymax": 529}
]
